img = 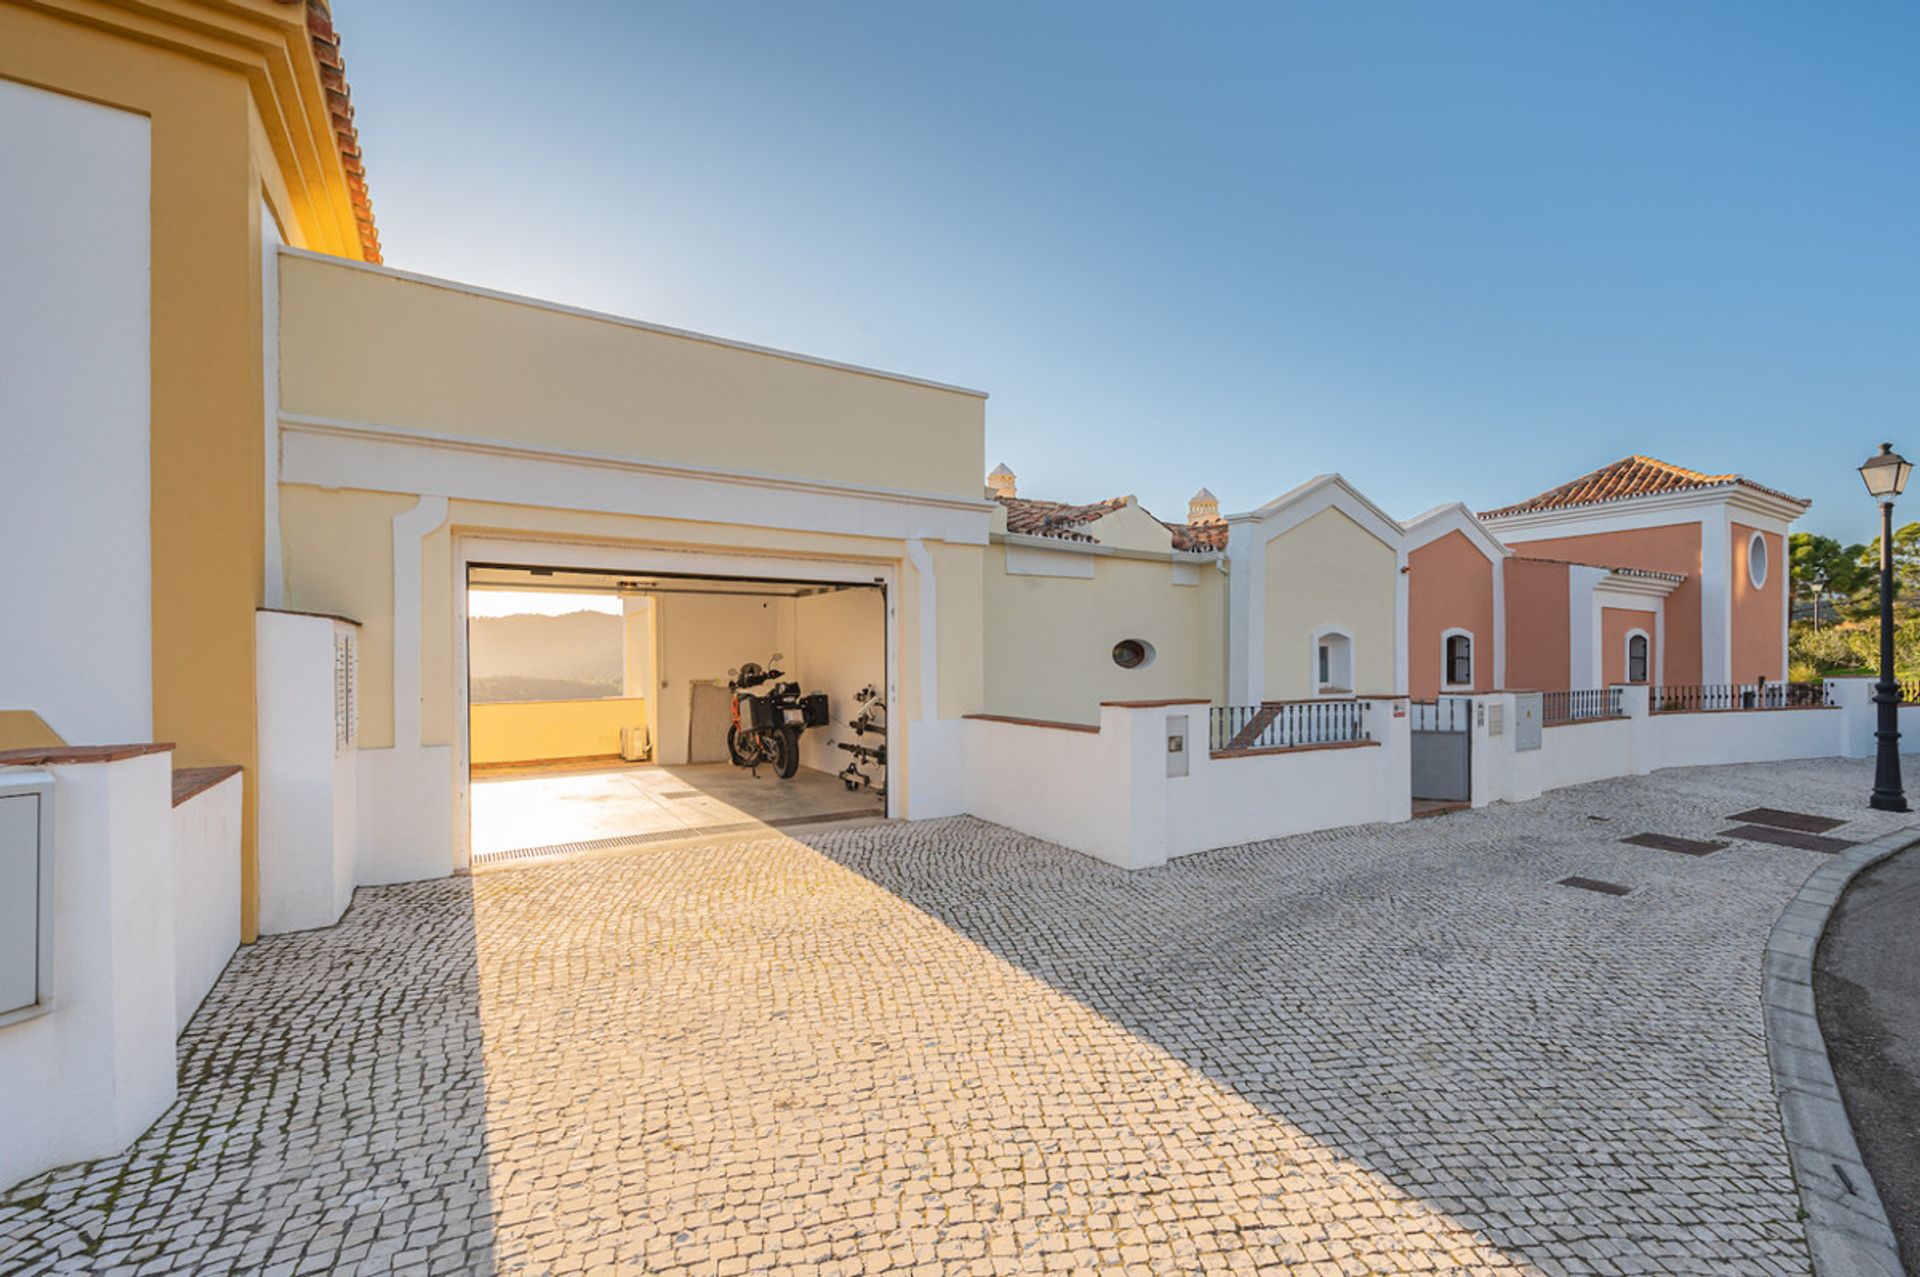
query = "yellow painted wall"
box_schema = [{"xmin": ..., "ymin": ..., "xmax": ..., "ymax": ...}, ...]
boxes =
[
  {"xmin": 1262, "ymin": 508, "xmax": 1398, "ymax": 699},
  {"xmin": 277, "ymin": 254, "xmax": 987, "ymax": 499},
  {"xmin": 0, "ymin": 0, "xmax": 368, "ymax": 943},
  {"xmin": 983, "ymin": 547, "xmax": 1226, "ymax": 725},
  {"xmin": 469, "ymin": 698, "xmax": 649, "ymax": 765}
]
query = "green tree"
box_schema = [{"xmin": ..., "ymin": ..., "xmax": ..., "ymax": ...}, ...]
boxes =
[
  {"xmin": 1846, "ymin": 522, "xmax": 1920, "ymax": 619},
  {"xmin": 1790, "ymin": 532, "xmax": 1872, "ymax": 621}
]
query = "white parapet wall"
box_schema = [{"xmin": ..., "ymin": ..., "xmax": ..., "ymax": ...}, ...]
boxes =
[
  {"xmin": 0, "ymin": 750, "xmax": 179, "ymax": 1193},
  {"xmin": 1475, "ymin": 683, "xmax": 1866, "ymax": 807},
  {"xmin": 170, "ymin": 770, "xmax": 242, "ymax": 1033},
  {"xmin": 256, "ymin": 611, "xmax": 359, "ymax": 934},
  {"xmin": 962, "ymin": 698, "xmax": 1411, "ymax": 870}
]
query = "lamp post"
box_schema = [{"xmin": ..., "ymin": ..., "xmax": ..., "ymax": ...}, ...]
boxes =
[
  {"xmin": 1859, "ymin": 442, "xmax": 1912, "ymax": 812},
  {"xmin": 1811, "ymin": 573, "xmax": 1826, "ymax": 632}
]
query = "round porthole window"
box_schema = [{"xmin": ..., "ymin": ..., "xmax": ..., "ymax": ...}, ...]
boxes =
[
  {"xmin": 1748, "ymin": 532, "xmax": 1769, "ymax": 589},
  {"xmin": 1112, "ymin": 638, "xmax": 1155, "ymax": 670}
]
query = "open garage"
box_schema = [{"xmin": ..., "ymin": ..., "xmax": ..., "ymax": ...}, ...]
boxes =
[{"xmin": 465, "ymin": 562, "xmax": 889, "ymax": 865}]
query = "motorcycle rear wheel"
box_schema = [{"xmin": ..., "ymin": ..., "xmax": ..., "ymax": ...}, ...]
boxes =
[{"xmin": 770, "ymin": 728, "xmax": 800, "ymax": 779}]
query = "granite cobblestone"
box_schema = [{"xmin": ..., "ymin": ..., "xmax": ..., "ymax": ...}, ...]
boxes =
[{"xmin": 2, "ymin": 757, "xmax": 1906, "ymax": 1274}]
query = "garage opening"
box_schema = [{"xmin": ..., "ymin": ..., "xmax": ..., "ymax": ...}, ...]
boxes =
[{"xmin": 465, "ymin": 562, "xmax": 888, "ymax": 867}]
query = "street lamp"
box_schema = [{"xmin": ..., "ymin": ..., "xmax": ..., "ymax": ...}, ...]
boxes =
[
  {"xmin": 1859, "ymin": 442, "xmax": 1912, "ymax": 811},
  {"xmin": 1811, "ymin": 572, "xmax": 1827, "ymax": 632}
]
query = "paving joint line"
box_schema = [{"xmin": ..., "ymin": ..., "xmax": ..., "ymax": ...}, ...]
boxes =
[{"xmin": 1762, "ymin": 823, "xmax": 1918, "ymax": 1277}]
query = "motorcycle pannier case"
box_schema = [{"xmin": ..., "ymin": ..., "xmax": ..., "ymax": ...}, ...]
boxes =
[
  {"xmin": 800, "ymin": 693, "xmax": 831, "ymax": 728},
  {"xmin": 738, "ymin": 694, "xmax": 780, "ymax": 732}
]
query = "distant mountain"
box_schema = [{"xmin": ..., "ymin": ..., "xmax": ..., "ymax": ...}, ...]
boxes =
[{"xmin": 469, "ymin": 611, "xmax": 622, "ymax": 703}]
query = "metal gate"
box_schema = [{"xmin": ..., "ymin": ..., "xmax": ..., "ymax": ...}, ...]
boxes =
[{"xmin": 1410, "ymin": 696, "xmax": 1472, "ymax": 802}]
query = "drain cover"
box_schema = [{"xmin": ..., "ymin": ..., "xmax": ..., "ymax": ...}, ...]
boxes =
[
  {"xmin": 1717, "ymin": 824, "xmax": 1857, "ymax": 854},
  {"xmin": 1557, "ymin": 876, "xmax": 1631, "ymax": 897},
  {"xmin": 1726, "ymin": 807, "xmax": 1846, "ymax": 834},
  {"xmin": 1621, "ymin": 833, "xmax": 1726, "ymax": 857}
]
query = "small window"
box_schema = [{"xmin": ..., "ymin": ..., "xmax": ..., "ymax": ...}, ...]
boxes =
[
  {"xmin": 1627, "ymin": 633, "xmax": 1649, "ymax": 684},
  {"xmin": 1112, "ymin": 638, "xmax": 1154, "ymax": 670},
  {"xmin": 1748, "ymin": 532, "xmax": 1769, "ymax": 590},
  {"xmin": 1444, "ymin": 633, "xmax": 1472, "ymax": 687},
  {"xmin": 1314, "ymin": 631, "xmax": 1353, "ymax": 691}
]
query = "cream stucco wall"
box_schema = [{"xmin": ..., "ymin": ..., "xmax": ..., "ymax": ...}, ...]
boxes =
[
  {"xmin": 277, "ymin": 253, "xmax": 986, "ymax": 499},
  {"xmin": 1262, "ymin": 508, "xmax": 1398, "ymax": 699},
  {"xmin": 983, "ymin": 546, "xmax": 1226, "ymax": 725},
  {"xmin": 278, "ymin": 488, "xmax": 986, "ymax": 747}
]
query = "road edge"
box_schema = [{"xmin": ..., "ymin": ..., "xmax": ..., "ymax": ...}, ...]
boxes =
[{"xmin": 1764, "ymin": 824, "xmax": 1919, "ymax": 1277}]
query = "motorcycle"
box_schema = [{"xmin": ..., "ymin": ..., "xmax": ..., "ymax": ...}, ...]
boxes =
[{"xmin": 725, "ymin": 655, "xmax": 829, "ymax": 779}]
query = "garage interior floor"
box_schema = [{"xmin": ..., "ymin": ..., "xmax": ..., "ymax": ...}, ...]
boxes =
[{"xmin": 470, "ymin": 762, "xmax": 884, "ymax": 864}]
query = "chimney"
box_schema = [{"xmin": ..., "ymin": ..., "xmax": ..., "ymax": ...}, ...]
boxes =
[
  {"xmin": 987, "ymin": 463, "xmax": 1017, "ymax": 501},
  {"xmin": 1188, "ymin": 486, "xmax": 1221, "ymax": 524}
]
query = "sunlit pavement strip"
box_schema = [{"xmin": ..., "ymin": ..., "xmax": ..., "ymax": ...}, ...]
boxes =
[{"xmin": 3, "ymin": 758, "xmax": 1915, "ymax": 1276}]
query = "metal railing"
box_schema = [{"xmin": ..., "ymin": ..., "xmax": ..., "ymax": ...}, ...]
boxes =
[
  {"xmin": 1408, "ymin": 696, "xmax": 1472, "ymax": 733},
  {"xmin": 1210, "ymin": 700, "xmax": 1369, "ymax": 752},
  {"xmin": 1900, "ymin": 677, "xmax": 1920, "ymax": 705},
  {"xmin": 1542, "ymin": 687, "xmax": 1623, "ymax": 724},
  {"xmin": 1651, "ymin": 682, "xmax": 1833, "ymax": 712}
]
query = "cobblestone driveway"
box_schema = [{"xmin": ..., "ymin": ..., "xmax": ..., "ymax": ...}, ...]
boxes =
[{"xmin": 4, "ymin": 759, "xmax": 1913, "ymax": 1276}]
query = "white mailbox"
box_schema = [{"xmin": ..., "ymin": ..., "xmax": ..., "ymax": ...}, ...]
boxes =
[{"xmin": 0, "ymin": 770, "xmax": 54, "ymax": 1024}]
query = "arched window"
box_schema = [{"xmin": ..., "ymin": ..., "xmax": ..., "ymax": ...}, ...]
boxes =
[
  {"xmin": 1442, "ymin": 630, "xmax": 1473, "ymax": 689},
  {"xmin": 1627, "ymin": 632, "xmax": 1650, "ymax": 684},
  {"xmin": 1314, "ymin": 629, "xmax": 1353, "ymax": 692}
]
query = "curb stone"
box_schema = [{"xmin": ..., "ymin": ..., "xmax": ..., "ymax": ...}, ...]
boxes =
[{"xmin": 1764, "ymin": 824, "xmax": 1919, "ymax": 1277}]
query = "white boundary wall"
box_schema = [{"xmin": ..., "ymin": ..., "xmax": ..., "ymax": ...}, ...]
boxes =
[
  {"xmin": 0, "ymin": 754, "xmax": 178, "ymax": 1193},
  {"xmin": 170, "ymin": 773, "xmax": 242, "ymax": 1033},
  {"xmin": 1474, "ymin": 682, "xmax": 1885, "ymax": 807},
  {"xmin": 963, "ymin": 699, "xmax": 1410, "ymax": 870},
  {"xmin": 257, "ymin": 612, "xmax": 359, "ymax": 934}
]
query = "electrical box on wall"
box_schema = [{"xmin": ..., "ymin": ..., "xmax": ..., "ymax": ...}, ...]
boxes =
[
  {"xmin": 0, "ymin": 771, "xmax": 55, "ymax": 1024},
  {"xmin": 1166, "ymin": 714, "xmax": 1189, "ymax": 779},
  {"xmin": 1513, "ymin": 693, "xmax": 1543, "ymax": 753}
]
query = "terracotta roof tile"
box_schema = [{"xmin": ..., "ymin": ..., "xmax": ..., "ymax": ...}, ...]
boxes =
[
  {"xmin": 1480, "ymin": 455, "xmax": 1806, "ymax": 520},
  {"xmin": 996, "ymin": 495, "xmax": 1127, "ymax": 543},
  {"xmin": 1165, "ymin": 519, "xmax": 1229, "ymax": 553},
  {"xmin": 300, "ymin": 1, "xmax": 380, "ymax": 262},
  {"xmin": 994, "ymin": 493, "xmax": 1227, "ymax": 553}
]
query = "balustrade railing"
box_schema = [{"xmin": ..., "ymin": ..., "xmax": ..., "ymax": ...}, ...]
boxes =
[
  {"xmin": 1541, "ymin": 687, "xmax": 1623, "ymax": 724},
  {"xmin": 1408, "ymin": 696, "xmax": 1472, "ymax": 732},
  {"xmin": 1651, "ymin": 682, "xmax": 1833, "ymax": 712},
  {"xmin": 1210, "ymin": 700, "xmax": 1369, "ymax": 752}
]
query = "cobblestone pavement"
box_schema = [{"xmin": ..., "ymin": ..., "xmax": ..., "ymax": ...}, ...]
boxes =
[{"xmin": 3, "ymin": 758, "xmax": 1914, "ymax": 1276}]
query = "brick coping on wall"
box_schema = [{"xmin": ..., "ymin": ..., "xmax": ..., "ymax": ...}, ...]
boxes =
[
  {"xmin": 1649, "ymin": 706, "xmax": 1839, "ymax": 715},
  {"xmin": 0, "ymin": 742, "xmax": 175, "ymax": 767},
  {"xmin": 172, "ymin": 765, "xmax": 243, "ymax": 807},
  {"xmin": 963, "ymin": 714, "xmax": 1099, "ymax": 734},
  {"xmin": 1211, "ymin": 739, "xmax": 1379, "ymax": 761}
]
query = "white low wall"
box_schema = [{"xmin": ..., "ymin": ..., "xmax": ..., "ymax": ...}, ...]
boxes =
[
  {"xmin": 256, "ymin": 612, "xmax": 358, "ymax": 934},
  {"xmin": 963, "ymin": 699, "xmax": 1411, "ymax": 870},
  {"xmin": 1168, "ymin": 733, "xmax": 1408, "ymax": 856},
  {"xmin": 1476, "ymin": 684, "xmax": 1862, "ymax": 806},
  {"xmin": 0, "ymin": 752, "xmax": 178, "ymax": 1193},
  {"xmin": 962, "ymin": 715, "xmax": 1124, "ymax": 862},
  {"xmin": 170, "ymin": 772, "xmax": 241, "ymax": 1033}
]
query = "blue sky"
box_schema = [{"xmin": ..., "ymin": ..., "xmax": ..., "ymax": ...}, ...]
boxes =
[{"xmin": 334, "ymin": 1, "xmax": 1917, "ymax": 542}]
